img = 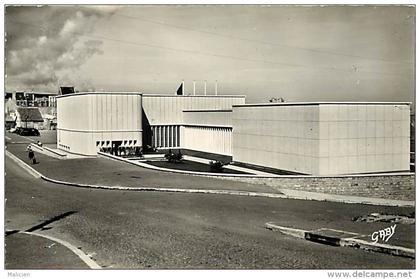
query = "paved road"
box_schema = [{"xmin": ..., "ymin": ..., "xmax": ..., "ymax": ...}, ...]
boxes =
[
  {"xmin": 6, "ymin": 233, "xmax": 90, "ymax": 269},
  {"xmin": 5, "ymin": 156, "xmax": 414, "ymax": 269},
  {"xmin": 6, "ymin": 136, "xmax": 283, "ymax": 194}
]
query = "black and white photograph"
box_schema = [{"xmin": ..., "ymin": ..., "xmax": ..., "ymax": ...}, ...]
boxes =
[{"xmin": 2, "ymin": 1, "xmax": 416, "ymax": 275}]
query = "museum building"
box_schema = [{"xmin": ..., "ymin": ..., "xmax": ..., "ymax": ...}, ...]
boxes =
[{"xmin": 56, "ymin": 92, "xmax": 410, "ymax": 175}]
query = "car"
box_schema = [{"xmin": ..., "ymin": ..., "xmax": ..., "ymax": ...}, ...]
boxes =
[
  {"xmin": 12, "ymin": 127, "xmax": 23, "ymax": 134},
  {"xmin": 17, "ymin": 127, "xmax": 40, "ymax": 136}
]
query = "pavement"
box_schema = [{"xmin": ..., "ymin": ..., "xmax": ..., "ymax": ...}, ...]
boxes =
[
  {"xmin": 6, "ymin": 140, "xmax": 284, "ymax": 194},
  {"xmin": 4, "ymin": 155, "xmax": 415, "ymax": 268},
  {"xmin": 5, "ymin": 132, "xmax": 414, "ymax": 207},
  {"xmin": 5, "ymin": 232, "xmax": 92, "ymax": 269}
]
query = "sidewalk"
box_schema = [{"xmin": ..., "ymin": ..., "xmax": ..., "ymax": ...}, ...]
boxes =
[{"xmin": 5, "ymin": 232, "xmax": 92, "ymax": 269}]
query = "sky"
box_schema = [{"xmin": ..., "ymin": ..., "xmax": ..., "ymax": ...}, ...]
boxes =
[{"xmin": 5, "ymin": 5, "xmax": 415, "ymax": 103}]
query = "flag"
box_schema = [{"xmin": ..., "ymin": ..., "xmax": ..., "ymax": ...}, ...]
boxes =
[{"xmin": 176, "ymin": 83, "xmax": 183, "ymax": 95}]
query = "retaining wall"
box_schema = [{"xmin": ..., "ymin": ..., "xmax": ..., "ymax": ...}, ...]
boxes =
[{"xmin": 218, "ymin": 174, "xmax": 415, "ymax": 201}]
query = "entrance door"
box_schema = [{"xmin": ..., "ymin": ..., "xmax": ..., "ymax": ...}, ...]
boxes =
[{"xmin": 111, "ymin": 141, "xmax": 123, "ymax": 156}]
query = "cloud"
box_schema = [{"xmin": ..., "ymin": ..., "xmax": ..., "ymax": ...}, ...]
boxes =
[{"xmin": 5, "ymin": 6, "xmax": 111, "ymax": 91}]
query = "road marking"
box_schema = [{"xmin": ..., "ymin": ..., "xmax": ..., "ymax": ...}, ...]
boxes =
[{"xmin": 20, "ymin": 231, "xmax": 102, "ymax": 269}]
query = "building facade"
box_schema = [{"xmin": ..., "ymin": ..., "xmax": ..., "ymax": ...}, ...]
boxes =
[
  {"xmin": 56, "ymin": 92, "xmax": 142, "ymax": 155},
  {"xmin": 141, "ymin": 94, "xmax": 245, "ymax": 149},
  {"xmin": 55, "ymin": 92, "xmax": 411, "ymax": 175},
  {"xmin": 182, "ymin": 109, "xmax": 233, "ymax": 156},
  {"xmin": 232, "ymin": 102, "xmax": 411, "ymax": 175}
]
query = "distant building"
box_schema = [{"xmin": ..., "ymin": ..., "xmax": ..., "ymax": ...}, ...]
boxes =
[
  {"xmin": 12, "ymin": 91, "xmax": 58, "ymax": 107},
  {"xmin": 15, "ymin": 107, "xmax": 44, "ymax": 129},
  {"xmin": 4, "ymin": 91, "xmax": 58, "ymax": 130}
]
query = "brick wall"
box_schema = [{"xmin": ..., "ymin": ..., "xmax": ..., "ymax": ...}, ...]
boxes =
[{"xmin": 218, "ymin": 174, "xmax": 415, "ymax": 201}]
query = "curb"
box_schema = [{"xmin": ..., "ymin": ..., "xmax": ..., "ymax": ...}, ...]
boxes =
[
  {"xmin": 265, "ymin": 223, "xmax": 306, "ymax": 239},
  {"xmin": 29, "ymin": 143, "xmax": 67, "ymax": 159},
  {"xmin": 340, "ymin": 238, "xmax": 415, "ymax": 259},
  {"xmin": 6, "ymin": 150, "xmax": 415, "ymax": 207},
  {"xmin": 6, "ymin": 150, "xmax": 42, "ymax": 179},
  {"xmin": 41, "ymin": 174, "xmax": 288, "ymax": 198},
  {"xmin": 44, "ymin": 146, "xmax": 67, "ymax": 157},
  {"xmin": 265, "ymin": 222, "xmax": 415, "ymax": 259},
  {"xmin": 20, "ymin": 231, "xmax": 102, "ymax": 269}
]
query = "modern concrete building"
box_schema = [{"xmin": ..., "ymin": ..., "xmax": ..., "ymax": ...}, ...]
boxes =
[
  {"xmin": 55, "ymin": 91, "xmax": 410, "ymax": 175},
  {"xmin": 56, "ymin": 92, "xmax": 142, "ymax": 155},
  {"xmin": 232, "ymin": 102, "xmax": 411, "ymax": 175},
  {"xmin": 56, "ymin": 92, "xmax": 245, "ymax": 156},
  {"xmin": 141, "ymin": 94, "xmax": 245, "ymax": 149}
]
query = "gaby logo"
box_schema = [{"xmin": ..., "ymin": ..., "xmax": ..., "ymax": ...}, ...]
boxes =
[{"xmin": 371, "ymin": 224, "xmax": 397, "ymax": 244}]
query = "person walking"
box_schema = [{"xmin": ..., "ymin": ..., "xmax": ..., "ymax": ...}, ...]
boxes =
[{"xmin": 27, "ymin": 146, "xmax": 36, "ymax": 164}]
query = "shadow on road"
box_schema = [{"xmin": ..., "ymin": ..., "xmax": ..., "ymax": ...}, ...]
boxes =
[{"xmin": 26, "ymin": 210, "xmax": 78, "ymax": 232}]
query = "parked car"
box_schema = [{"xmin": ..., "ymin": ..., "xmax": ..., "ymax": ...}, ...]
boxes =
[
  {"xmin": 17, "ymin": 127, "xmax": 40, "ymax": 136},
  {"xmin": 12, "ymin": 127, "xmax": 23, "ymax": 134}
]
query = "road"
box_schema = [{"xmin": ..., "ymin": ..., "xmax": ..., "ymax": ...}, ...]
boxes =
[{"xmin": 5, "ymin": 155, "xmax": 414, "ymax": 269}]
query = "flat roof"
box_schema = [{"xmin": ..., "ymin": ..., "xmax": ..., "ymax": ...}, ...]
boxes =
[
  {"xmin": 183, "ymin": 109, "xmax": 233, "ymax": 113},
  {"xmin": 18, "ymin": 91, "xmax": 58, "ymax": 96},
  {"xmin": 233, "ymin": 101, "xmax": 412, "ymax": 108},
  {"xmin": 143, "ymin": 94, "xmax": 246, "ymax": 98},
  {"xmin": 56, "ymin": 92, "xmax": 142, "ymax": 99}
]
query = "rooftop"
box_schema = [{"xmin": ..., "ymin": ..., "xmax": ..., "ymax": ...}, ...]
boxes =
[
  {"xmin": 56, "ymin": 92, "xmax": 142, "ymax": 98},
  {"xmin": 18, "ymin": 91, "xmax": 58, "ymax": 96},
  {"xmin": 233, "ymin": 101, "xmax": 412, "ymax": 108},
  {"xmin": 143, "ymin": 94, "xmax": 246, "ymax": 98},
  {"xmin": 16, "ymin": 107, "xmax": 44, "ymax": 122}
]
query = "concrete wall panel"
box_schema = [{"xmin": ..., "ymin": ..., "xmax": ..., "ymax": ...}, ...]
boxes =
[
  {"xmin": 142, "ymin": 95, "xmax": 245, "ymax": 125},
  {"xmin": 233, "ymin": 103, "xmax": 410, "ymax": 175},
  {"xmin": 57, "ymin": 93, "xmax": 142, "ymax": 155}
]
